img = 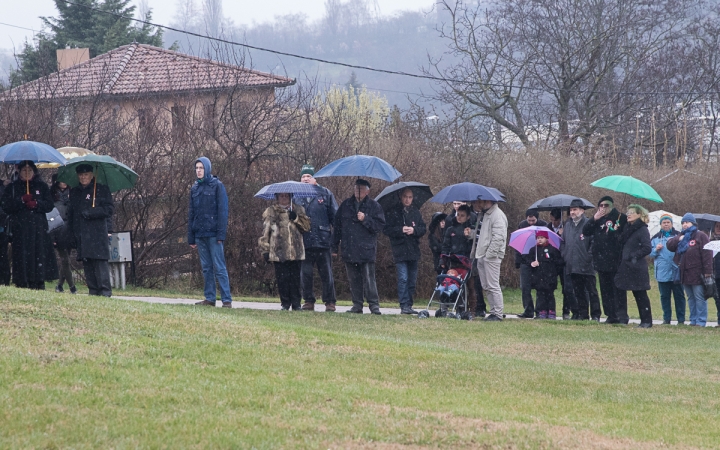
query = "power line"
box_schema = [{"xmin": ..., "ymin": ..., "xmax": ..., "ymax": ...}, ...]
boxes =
[{"xmin": 0, "ymin": 22, "xmax": 38, "ymax": 33}]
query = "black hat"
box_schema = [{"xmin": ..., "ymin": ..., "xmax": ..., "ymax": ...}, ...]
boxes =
[
  {"xmin": 550, "ymin": 208, "xmax": 562, "ymax": 219},
  {"xmin": 525, "ymin": 208, "xmax": 539, "ymax": 218},
  {"xmin": 598, "ymin": 195, "xmax": 614, "ymax": 206},
  {"xmin": 355, "ymin": 178, "xmax": 371, "ymax": 188},
  {"xmin": 569, "ymin": 198, "xmax": 590, "ymax": 209},
  {"xmin": 75, "ymin": 164, "xmax": 94, "ymax": 174}
]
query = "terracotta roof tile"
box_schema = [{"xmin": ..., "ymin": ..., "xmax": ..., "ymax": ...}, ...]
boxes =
[{"xmin": 6, "ymin": 43, "xmax": 295, "ymax": 100}]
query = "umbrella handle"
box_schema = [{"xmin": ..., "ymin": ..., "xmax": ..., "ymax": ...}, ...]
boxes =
[{"xmin": 93, "ymin": 177, "xmax": 96, "ymax": 208}]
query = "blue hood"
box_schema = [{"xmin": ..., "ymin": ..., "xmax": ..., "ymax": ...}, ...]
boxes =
[{"xmin": 196, "ymin": 157, "xmax": 212, "ymax": 182}]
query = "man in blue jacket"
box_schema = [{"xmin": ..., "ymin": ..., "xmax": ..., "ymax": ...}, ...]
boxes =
[
  {"xmin": 295, "ymin": 164, "xmax": 338, "ymax": 312},
  {"xmin": 188, "ymin": 157, "xmax": 232, "ymax": 308}
]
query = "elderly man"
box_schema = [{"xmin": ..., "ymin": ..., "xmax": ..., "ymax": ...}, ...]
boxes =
[
  {"xmin": 332, "ymin": 179, "xmax": 386, "ymax": 315},
  {"xmin": 295, "ymin": 164, "xmax": 338, "ymax": 312},
  {"xmin": 562, "ymin": 199, "xmax": 601, "ymax": 320},
  {"xmin": 582, "ymin": 196, "xmax": 628, "ymax": 323},
  {"xmin": 469, "ymin": 198, "xmax": 508, "ymax": 321},
  {"xmin": 514, "ymin": 208, "xmax": 548, "ymax": 318},
  {"xmin": 67, "ymin": 164, "xmax": 114, "ymax": 297},
  {"xmin": 383, "ymin": 188, "xmax": 426, "ymax": 314}
]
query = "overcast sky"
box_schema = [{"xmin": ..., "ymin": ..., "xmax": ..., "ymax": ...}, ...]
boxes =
[{"xmin": 0, "ymin": 0, "xmax": 435, "ymax": 53}]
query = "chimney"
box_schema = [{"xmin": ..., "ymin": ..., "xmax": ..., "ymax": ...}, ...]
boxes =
[{"xmin": 57, "ymin": 48, "xmax": 90, "ymax": 71}]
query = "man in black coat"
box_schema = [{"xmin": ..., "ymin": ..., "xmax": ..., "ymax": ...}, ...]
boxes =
[
  {"xmin": 562, "ymin": 199, "xmax": 601, "ymax": 320},
  {"xmin": 295, "ymin": 165, "xmax": 339, "ymax": 312},
  {"xmin": 332, "ymin": 179, "xmax": 386, "ymax": 314},
  {"xmin": 582, "ymin": 196, "xmax": 628, "ymax": 323},
  {"xmin": 383, "ymin": 188, "xmax": 426, "ymax": 314},
  {"xmin": 515, "ymin": 208, "xmax": 548, "ymax": 318},
  {"xmin": 67, "ymin": 164, "xmax": 114, "ymax": 297}
]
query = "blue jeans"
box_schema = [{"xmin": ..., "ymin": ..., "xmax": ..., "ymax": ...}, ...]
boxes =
[
  {"xmin": 196, "ymin": 237, "xmax": 232, "ymax": 303},
  {"xmin": 395, "ymin": 260, "xmax": 419, "ymax": 309},
  {"xmin": 683, "ymin": 284, "xmax": 706, "ymax": 326},
  {"xmin": 658, "ymin": 281, "xmax": 686, "ymax": 323}
]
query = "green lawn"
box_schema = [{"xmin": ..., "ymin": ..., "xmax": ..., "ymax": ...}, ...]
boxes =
[{"xmin": 2, "ymin": 287, "xmax": 719, "ymax": 448}]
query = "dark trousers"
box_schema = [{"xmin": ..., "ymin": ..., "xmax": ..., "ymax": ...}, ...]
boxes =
[
  {"xmin": 56, "ymin": 248, "xmax": 75, "ymax": 289},
  {"xmin": 520, "ymin": 264, "xmax": 535, "ymax": 315},
  {"xmin": 301, "ymin": 248, "xmax": 336, "ymax": 304},
  {"xmin": 570, "ymin": 273, "xmax": 601, "ymax": 319},
  {"xmin": 535, "ymin": 289, "xmax": 556, "ymax": 312},
  {"xmin": 274, "ymin": 260, "xmax": 302, "ymax": 309},
  {"xmin": 598, "ymin": 270, "xmax": 628, "ymax": 322},
  {"xmin": 83, "ymin": 258, "xmax": 112, "ymax": 297},
  {"xmin": 624, "ymin": 289, "xmax": 652, "ymax": 324},
  {"xmin": 559, "ymin": 270, "xmax": 577, "ymax": 315},
  {"xmin": 0, "ymin": 233, "xmax": 9, "ymax": 286},
  {"xmin": 464, "ymin": 270, "xmax": 486, "ymax": 314},
  {"xmin": 713, "ymin": 278, "xmax": 720, "ymax": 321},
  {"xmin": 345, "ymin": 262, "xmax": 380, "ymax": 310},
  {"xmin": 659, "ymin": 281, "xmax": 686, "ymax": 323}
]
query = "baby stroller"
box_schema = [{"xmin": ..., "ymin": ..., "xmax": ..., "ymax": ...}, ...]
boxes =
[{"xmin": 419, "ymin": 254, "xmax": 472, "ymax": 319}]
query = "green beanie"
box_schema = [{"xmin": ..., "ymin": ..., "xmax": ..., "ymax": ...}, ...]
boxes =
[{"xmin": 300, "ymin": 164, "xmax": 315, "ymax": 177}]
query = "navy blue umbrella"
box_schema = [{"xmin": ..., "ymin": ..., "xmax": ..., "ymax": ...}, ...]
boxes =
[
  {"xmin": 254, "ymin": 181, "xmax": 324, "ymax": 200},
  {"xmin": 430, "ymin": 182, "xmax": 505, "ymax": 203},
  {"xmin": 0, "ymin": 141, "xmax": 67, "ymax": 165},
  {"xmin": 313, "ymin": 155, "xmax": 401, "ymax": 182}
]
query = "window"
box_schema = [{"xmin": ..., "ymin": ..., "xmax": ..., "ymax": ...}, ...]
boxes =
[{"xmin": 171, "ymin": 105, "xmax": 187, "ymax": 138}]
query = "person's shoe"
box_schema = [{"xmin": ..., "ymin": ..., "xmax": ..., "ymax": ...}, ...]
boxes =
[
  {"xmin": 516, "ymin": 312, "xmax": 534, "ymax": 319},
  {"xmin": 222, "ymin": 302, "xmax": 232, "ymax": 308},
  {"xmin": 637, "ymin": 322, "xmax": 652, "ymax": 329},
  {"xmin": 662, "ymin": 320, "xmax": 671, "ymax": 325},
  {"xmin": 195, "ymin": 300, "xmax": 215, "ymax": 306},
  {"xmin": 325, "ymin": 303, "xmax": 336, "ymax": 312},
  {"xmin": 346, "ymin": 307, "xmax": 363, "ymax": 314},
  {"xmin": 535, "ymin": 310, "xmax": 548, "ymax": 319},
  {"xmin": 605, "ymin": 317, "xmax": 620, "ymax": 324},
  {"xmin": 55, "ymin": 285, "xmax": 64, "ymax": 293},
  {"xmin": 571, "ymin": 315, "xmax": 582, "ymax": 320},
  {"xmin": 591, "ymin": 316, "xmax": 601, "ymax": 322},
  {"xmin": 69, "ymin": 286, "xmax": 77, "ymax": 294},
  {"xmin": 301, "ymin": 302, "xmax": 315, "ymax": 311},
  {"xmin": 466, "ymin": 312, "xmax": 475, "ymax": 321},
  {"xmin": 562, "ymin": 313, "xmax": 570, "ymax": 320},
  {"xmin": 475, "ymin": 310, "xmax": 486, "ymax": 318},
  {"xmin": 548, "ymin": 310, "xmax": 556, "ymax": 320},
  {"xmin": 291, "ymin": 304, "xmax": 302, "ymax": 311},
  {"xmin": 484, "ymin": 314, "xmax": 502, "ymax": 321},
  {"xmin": 370, "ymin": 308, "xmax": 382, "ymax": 315},
  {"xmin": 401, "ymin": 307, "xmax": 419, "ymax": 315},
  {"xmin": 281, "ymin": 304, "xmax": 291, "ymax": 311}
]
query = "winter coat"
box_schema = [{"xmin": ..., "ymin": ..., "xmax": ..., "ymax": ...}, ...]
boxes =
[
  {"xmin": 666, "ymin": 229, "xmax": 713, "ymax": 286},
  {"xmin": 1, "ymin": 177, "xmax": 59, "ymax": 284},
  {"xmin": 258, "ymin": 204, "xmax": 310, "ymax": 262},
  {"xmin": 294, "ymin": 185, "xmax": 337, "ymax": 250},
  {"xmin": 332, "ymin": 195, "xmax": 386, "ymax": 263},
  {"xmin": 614, "ymin": 220, "xmax": 651, "ymax": 291},
  {"xmin": 649, "ymin": 229, "xmax": 681, "ymax": 283},
  {"xmin": 522, "ymin": 244, "xmax": 563, "ymax": 291},
  {"xmin": 444, "ymin": 210, "xmax": 477, "ymax": 230},
  {"xmin": 383, "ymin": 205, "xmax": 426, "ymax": 262},
  {"xmin": 514, "ymin": 219, "xmax": 548, "ymax": 267},
  {"xmin": 67, "ymin": 181, "xmax": 114, "ymax": 260},
  {"xmin": 582, "ymin": 208, "xmax": 627, "ymax": 272},
  {"xmin": 561, "ymin": 216, "xmax": 595, "ymax": 276},
  {"xmin": 441, "ymin": 216, "xmax": 473, "ymax": 257},
  {"xmin": 51, "ymin": 185, "xmax": 74, "ymax": 250},
  {"xmin": 472, "ymin": 203, "xmax": 507, "ymax": 260},
  {"xmin": 428, "ymin": 212, "xmax": 447, "ymax": 256},
  {"xmin": 187, "ymin": 157, "xmax": 228, "ymax": 244}
]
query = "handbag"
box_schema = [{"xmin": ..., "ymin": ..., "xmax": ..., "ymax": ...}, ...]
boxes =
[
  {"xmin": 46, "ymin": 207, "xmax": 65, "ymax": 234},
  {"xmin": 703, "ymin": 276, "xmax": 717, "ymax": 300}
]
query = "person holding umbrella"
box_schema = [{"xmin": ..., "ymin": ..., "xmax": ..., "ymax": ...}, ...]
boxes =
[
  {"xmin": 383, "ymin": 187, "xmax": 427, "ymax": 314},
  {"xmin": 1, "ymin": 160, "xmax": 59, "ymax": 289},
  {"xmin": 514, "ymin": 209, "xmax": 548, "ymax": 319}
]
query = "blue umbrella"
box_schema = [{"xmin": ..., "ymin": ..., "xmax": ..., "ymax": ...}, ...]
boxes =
[
  {"xmin": 0, "ymin": 141, "xmax": 67, "ymax": 165},
  {"xmin": 431, "ymin": 182, "xmax": 506, "ymax": 203},
  {"xmin": 313, "ymin": 155, "xmax": 401, "ymax": 182},
  {"xmin": 254, "ymin": 181, "xmax": 324, "ymax": 200}
]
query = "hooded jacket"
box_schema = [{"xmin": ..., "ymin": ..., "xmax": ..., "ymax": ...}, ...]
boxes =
[
  {"xmin": 649, "ymin": 228, "xmax": 681, "ymax": 283},
  {"xmin": 258, "ymin": 204, "xmax": 310, "ymax": 262},
  {"xmin": 188, "ymin": 157, "xmax": 228, "ymax": 244},
  {"xmin": 666, "ymin": 229, "xmax": 712, "ymax": 286},
  {"xmin": 428, "ymin": 212, "xmax": 447, "ymax": 256},
  {"xmin": 582, "ymin": 208, "xmax": 627, "ymax": 272},
  {"xmin": 383, "ymin": 205, "xmax": 426, "ymax": 262}
]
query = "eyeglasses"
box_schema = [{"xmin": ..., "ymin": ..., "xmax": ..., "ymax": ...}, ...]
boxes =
[{"xmin": 599, "ymin": 203, "xmax": 611, "ymax": 207}]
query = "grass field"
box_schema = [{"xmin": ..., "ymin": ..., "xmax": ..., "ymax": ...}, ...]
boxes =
[{"xmin": 2, "ymin": 286, "xmax": 720, "ymax": 448}]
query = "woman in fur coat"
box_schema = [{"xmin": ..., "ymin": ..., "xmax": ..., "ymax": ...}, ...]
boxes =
[{"xmin": 258, "ymin": 193, "xmax": 311, "ymax": 310}]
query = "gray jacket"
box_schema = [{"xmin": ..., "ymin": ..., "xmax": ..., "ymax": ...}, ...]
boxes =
[{"xmin": 561, "ymin": 216, "xmax": 595, "ymax": 276}]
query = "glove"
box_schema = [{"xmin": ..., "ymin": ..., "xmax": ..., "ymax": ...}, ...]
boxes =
[
  {"xmin": 263, "ymin": 253, "xmax": 270, "ymax": 263},
  {"xmin": 21, "ymin": 194, "xmax": 33, "ymax": 203},
  {"xmin": 25, "ymin": 200, "xmax": 37, "ymax": 209},
  {"xmin": 288, "ymin": 211, "xmax": 297, "ymax": 221}
]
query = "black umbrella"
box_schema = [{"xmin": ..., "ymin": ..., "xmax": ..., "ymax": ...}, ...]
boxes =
[
  {"xmin": 692, "ymin": 213, "xmax": 720, "ymax": 232},
  {"xmin": 375, "ymin": 181, "xmax": 433, "ymax": 211},
  {"xmin": 528, "ymin": 194, "xmax": 595, "ymax": 211}
]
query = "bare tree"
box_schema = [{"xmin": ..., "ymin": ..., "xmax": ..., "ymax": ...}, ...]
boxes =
[{"xmin": 202, "ymin": 0, "xmax": 223, "ymax": 37}]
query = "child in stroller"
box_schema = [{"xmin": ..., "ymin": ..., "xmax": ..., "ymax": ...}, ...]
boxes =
[
  {"xmin": 419, "ymin": 254, "xmax": 473, "ymax": 319},
  {"xmin": 435, "ymin": 268, "xmax": 467, "ymax": 301}
]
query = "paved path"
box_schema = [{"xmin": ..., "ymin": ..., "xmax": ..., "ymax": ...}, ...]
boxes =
[{"xmin": 113, "ymin": 296, "xmax": 719, "ymax": 326}]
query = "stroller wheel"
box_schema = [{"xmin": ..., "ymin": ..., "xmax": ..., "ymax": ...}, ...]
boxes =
[
  {"xmin": 460, "ymin": 311, "xmax": 470, "ymax": 320},
  {"xmin": 417, "ymin": 310, "xmax": 430, "ymax": 319},
  {"xmin": 434, "ymin": 309, "xmax": 446, "ymax": 318},
  {"xmin": 446, "ymin": 312, "xmax": 458, "ymax": 319}
]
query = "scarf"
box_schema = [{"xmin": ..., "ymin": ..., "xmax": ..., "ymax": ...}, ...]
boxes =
[
  {"xmin": 675, "ymin": 226, "xmax": 697, "ymax": 255},
  {"xmin": 618, "ymin": 219, "xmax": 645, "ymax": 245}
]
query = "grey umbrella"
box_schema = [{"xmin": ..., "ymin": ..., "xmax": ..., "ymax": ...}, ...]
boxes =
[
  {"xmin": 375, "ymin": 181, "xmax": 433, "ymax": 211},
  {"xmin": 529, "ymin": 194, "xmax": 595, "ymax": 211}
]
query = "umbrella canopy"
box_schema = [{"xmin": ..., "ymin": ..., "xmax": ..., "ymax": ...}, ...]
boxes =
[
  {"xmin": 704, "ymin": 241, "xmax": 720, "ymax": 257},
  {"xmin": 590, "ymin": 175, "xmax": 663, "ymax": 203},
  {"xmin": 509, "ymin": 226, "xmax": 561, "ymax": 255},
  {"xmin": 254, "ymin": 181, "xmax": 324, "ymax": 200},
  {"xmin": 0, "ymin": 140, "xmax": 67, "ymax": 165},
  {"xmin": 375, "ymin": 181, "xmax": 433, "ymax": 211},
  {"xmin": 56, "ymin": 155, "xmax": 138, "ymax": 192},
  {"xmin": 528, "ymin": 194, "xmax": 594, "ymax": 211},
  {"xmin": 648, "ymin": 210, "xmax": 682, "ymax": 236},
  {"xmin": 431, "ymin": 182, "xmax": 506, "ymax": 203},
  {"xmin": 692, "ymin": 213, "xmax": 720, "ymax": 233},
  {"xmin": 313, "ymin": 155, "xmax": 401, "ymax": 182},
  {"xmin": 37, "ymin": 147, "xmax": 96, "ymax": 169}
]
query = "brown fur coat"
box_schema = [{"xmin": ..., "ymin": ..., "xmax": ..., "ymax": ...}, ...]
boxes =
[{"xmin": 258, "ymin": 204, "xmax": 311, "ymax": 262}]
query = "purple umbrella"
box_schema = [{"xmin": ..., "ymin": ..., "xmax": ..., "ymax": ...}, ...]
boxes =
[{"xmin": 509, "ymin": 226, "xmax": 562, "ymax": 258}]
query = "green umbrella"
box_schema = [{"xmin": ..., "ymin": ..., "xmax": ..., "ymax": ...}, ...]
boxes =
[
  {"xmin": 57, "ymin": 155, "xmax": 138, "ymax": 206},
  {"xmin": 590, "ymin": 175, "xmax": 663, "ymax": 203}
]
